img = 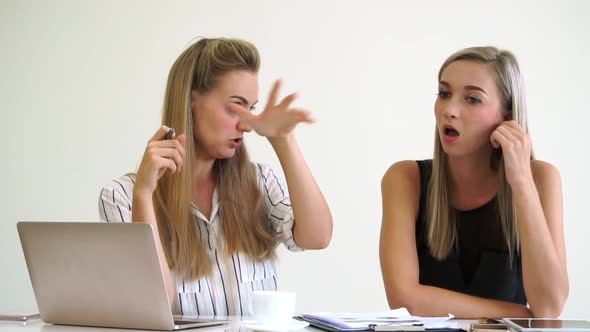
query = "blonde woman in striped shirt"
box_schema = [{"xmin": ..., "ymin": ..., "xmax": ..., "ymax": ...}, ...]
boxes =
[{"xmin": 99, "ymin": 37, "xmax": 333, "ymax": 316}]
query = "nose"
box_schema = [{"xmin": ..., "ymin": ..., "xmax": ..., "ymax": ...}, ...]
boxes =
[
  {"xmin": 441, "ymin": 101, "xmax": 460, "ymax": 119},
  {"xmin": 236, "ymin": 121, "xmax": 252, "ymax": 133}
]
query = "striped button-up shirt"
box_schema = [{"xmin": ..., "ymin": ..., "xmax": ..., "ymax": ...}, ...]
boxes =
[{"xmin": 98, "ymin": 163, "xmax": 302, "ymax": 316}]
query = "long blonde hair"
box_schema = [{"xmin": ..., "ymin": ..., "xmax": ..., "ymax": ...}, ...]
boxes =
[
  {"xmin": 427, "ymin": 46, "xmax": 531, "ymax": 262},
  {"xmin": 153, "ymin": 38, "xmax": 278, "ymax": 280}
]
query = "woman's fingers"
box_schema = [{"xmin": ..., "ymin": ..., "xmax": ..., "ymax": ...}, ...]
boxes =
[
  {"xmin": 146, "ymin": 130, "xmax": 185, "ymax": 172},
  {"xmin": 289, "ymin": 108, "xmax": 314, "ymax": 123},
  {"xmin": 490, "ymin": 127, "xmax": 509, "ymax": 149},
  {"xmin": 159, "ymin": 147, "xmax": 183, "ymax": 173},
  {"xmin": 156, "ymin": 158, "xmax": 178, "ymax": 178},
  {"xmin": 266, "ymin": 79, "xmax": 282, "ymax": 108},
  {"xmin": 136, "ymin": 127, "xmax": 186, "ymax": 194},
  {"xmin": 150, "ymin": 125, "xmax": 173, "ymax": 142},
  {"xmin": 277, "ymin": 92, "xmax": 298, "ymax": 111}
]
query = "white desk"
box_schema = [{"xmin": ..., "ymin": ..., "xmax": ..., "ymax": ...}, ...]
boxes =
[
  {"xmin": 2, "ymin": 317, "xmax": 291, "ymax": 332},
  {"xmin": 0, "ymin": 318, "xmax": 476, "ymax": 332},
  {"xmin": 4, "ymin": 318, "xmax": 234, "ymax": 332}
]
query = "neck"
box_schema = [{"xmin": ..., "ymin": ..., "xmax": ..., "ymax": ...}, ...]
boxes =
[
  {"xmin": 192, "ymin": 152, "xmax": 215, "ymax": 186},
  {"xmin": 446, "ymin": 146, "xmax": 496, "ymax": 191}
]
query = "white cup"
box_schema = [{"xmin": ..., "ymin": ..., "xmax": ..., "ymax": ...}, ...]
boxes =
[{"xmin": 251, "ymin": 290, "xmax": 296, "ymax": 326}]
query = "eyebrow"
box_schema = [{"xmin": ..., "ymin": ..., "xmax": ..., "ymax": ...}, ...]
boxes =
[
  {"xmin": 439, "ymin": 81, "xmax": 488, "ymax": 96},
  {"xmin": 230, "ymin": 95, "xmax": 259, "ymax": 107}
]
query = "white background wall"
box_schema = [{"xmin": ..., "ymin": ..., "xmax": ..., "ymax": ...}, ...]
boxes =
[{"xmin": 1, "ymin": 0, "xmax": 589, "ymax": 318}]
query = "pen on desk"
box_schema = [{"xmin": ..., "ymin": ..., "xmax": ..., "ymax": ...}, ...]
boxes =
[
  {"xmin": 165, "ymin": 127, "xmax": 176, "ymax": 140},
  {"xmin": 370, "ymin": 322, "xmax": 425, "ymax": 331}
]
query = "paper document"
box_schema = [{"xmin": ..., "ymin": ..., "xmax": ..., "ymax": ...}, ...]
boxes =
[{"xmin": 297, "ymin": 308, "xmax": 458, "ymax": 331}]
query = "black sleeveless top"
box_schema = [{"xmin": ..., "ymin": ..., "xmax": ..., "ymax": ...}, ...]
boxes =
[{"xmin": 415, "ymin": 160, "xmax": 527, "ymax": 304}]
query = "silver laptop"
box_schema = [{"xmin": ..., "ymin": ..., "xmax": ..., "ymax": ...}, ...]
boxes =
[{"xmin": 17, "ymin": 221, "xmax": 228, "ymax": 330}]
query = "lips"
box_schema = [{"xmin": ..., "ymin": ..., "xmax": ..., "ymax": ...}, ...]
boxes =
[
  {"xmin": 441, "ymin": 124, "xmax": 460, "ymax": 144},
  {"xmin": 442, "ymin": 124, "xmax": 460, "ymax": 137},
  {"xmin": 229, "ymin": 137, "xmax": 242, "ymax": 148}
]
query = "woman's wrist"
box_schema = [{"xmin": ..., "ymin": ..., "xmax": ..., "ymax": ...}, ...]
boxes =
[
  {"xmin": 131, "ymin": 188, "xmax": 156, "ymax": 224},
  {"xmin": 133, "ymin": 185, "xmax": 153, "ymax": 202},
  {"xmin": 268, "ymin": 134, "xmax": 295, "ymax": 148},
  {"xmin": 509, "ymin": 175, "xmax": 536, "ymax": 197}
]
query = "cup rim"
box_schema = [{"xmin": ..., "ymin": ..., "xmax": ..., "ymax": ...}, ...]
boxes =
[{"xmin": 252, "ymin": 290, "xmax": 296, "ymax": 295}]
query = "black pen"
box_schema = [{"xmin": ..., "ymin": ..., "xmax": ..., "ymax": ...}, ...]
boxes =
[{"xmin": 165, "ymin": 127, "xmax": 176, "ymax": 140}]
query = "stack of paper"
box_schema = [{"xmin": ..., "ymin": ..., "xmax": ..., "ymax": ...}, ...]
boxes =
[{"xmin": 296, "ymin": 308, "xmax": 459, "ymax": 332}]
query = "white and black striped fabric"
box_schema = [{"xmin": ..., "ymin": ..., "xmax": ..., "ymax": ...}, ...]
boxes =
[{"xmin": 98, "ymin": 162, "xmax": 302, "ymax": 316}]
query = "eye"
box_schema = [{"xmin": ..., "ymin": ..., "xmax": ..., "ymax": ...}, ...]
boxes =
[
  {"xmin": 249, "ymin": 105, "xmax": 256, "ymax": 112},
  {"xmin": 437, "ymin": 90, "xmax": 451, "ymax": 99},
  {"xmin": 227, "ymin": 102, "xmax": 241, "ymax": 112},
  {"xmin": 466, "ymin": 96, "xmax": 482, "ymax": 104}
]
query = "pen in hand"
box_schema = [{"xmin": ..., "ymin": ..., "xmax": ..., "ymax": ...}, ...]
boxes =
[{"xmin": 165, "ymin": 127, "xmax": 176, "ymax": 140}]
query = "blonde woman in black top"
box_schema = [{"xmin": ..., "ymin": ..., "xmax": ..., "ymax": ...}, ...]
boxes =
[{"xmin": 380, "ymin": 47, "xmax": 568, "ymax": 318}]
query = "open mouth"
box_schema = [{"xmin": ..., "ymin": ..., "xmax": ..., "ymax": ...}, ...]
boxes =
[
  {"xmin": 230, "ymin": 138, "xmax": 243, "ymax": 148},
  {"xmin": 443, "ymin": 126, "xmax": 460, "ymax": 137}
]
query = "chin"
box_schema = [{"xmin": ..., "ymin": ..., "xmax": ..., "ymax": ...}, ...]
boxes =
[
  {"xmin": 439, "ymin": 141, "xmax": 453, "ymax": 153},
  {"xmin": 216, "ymin": 150, "xmax": 237, "ymax": 160},
  {"xmin": 440, "ymin": 144, "xmax": 466, "ymax": 157}
]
